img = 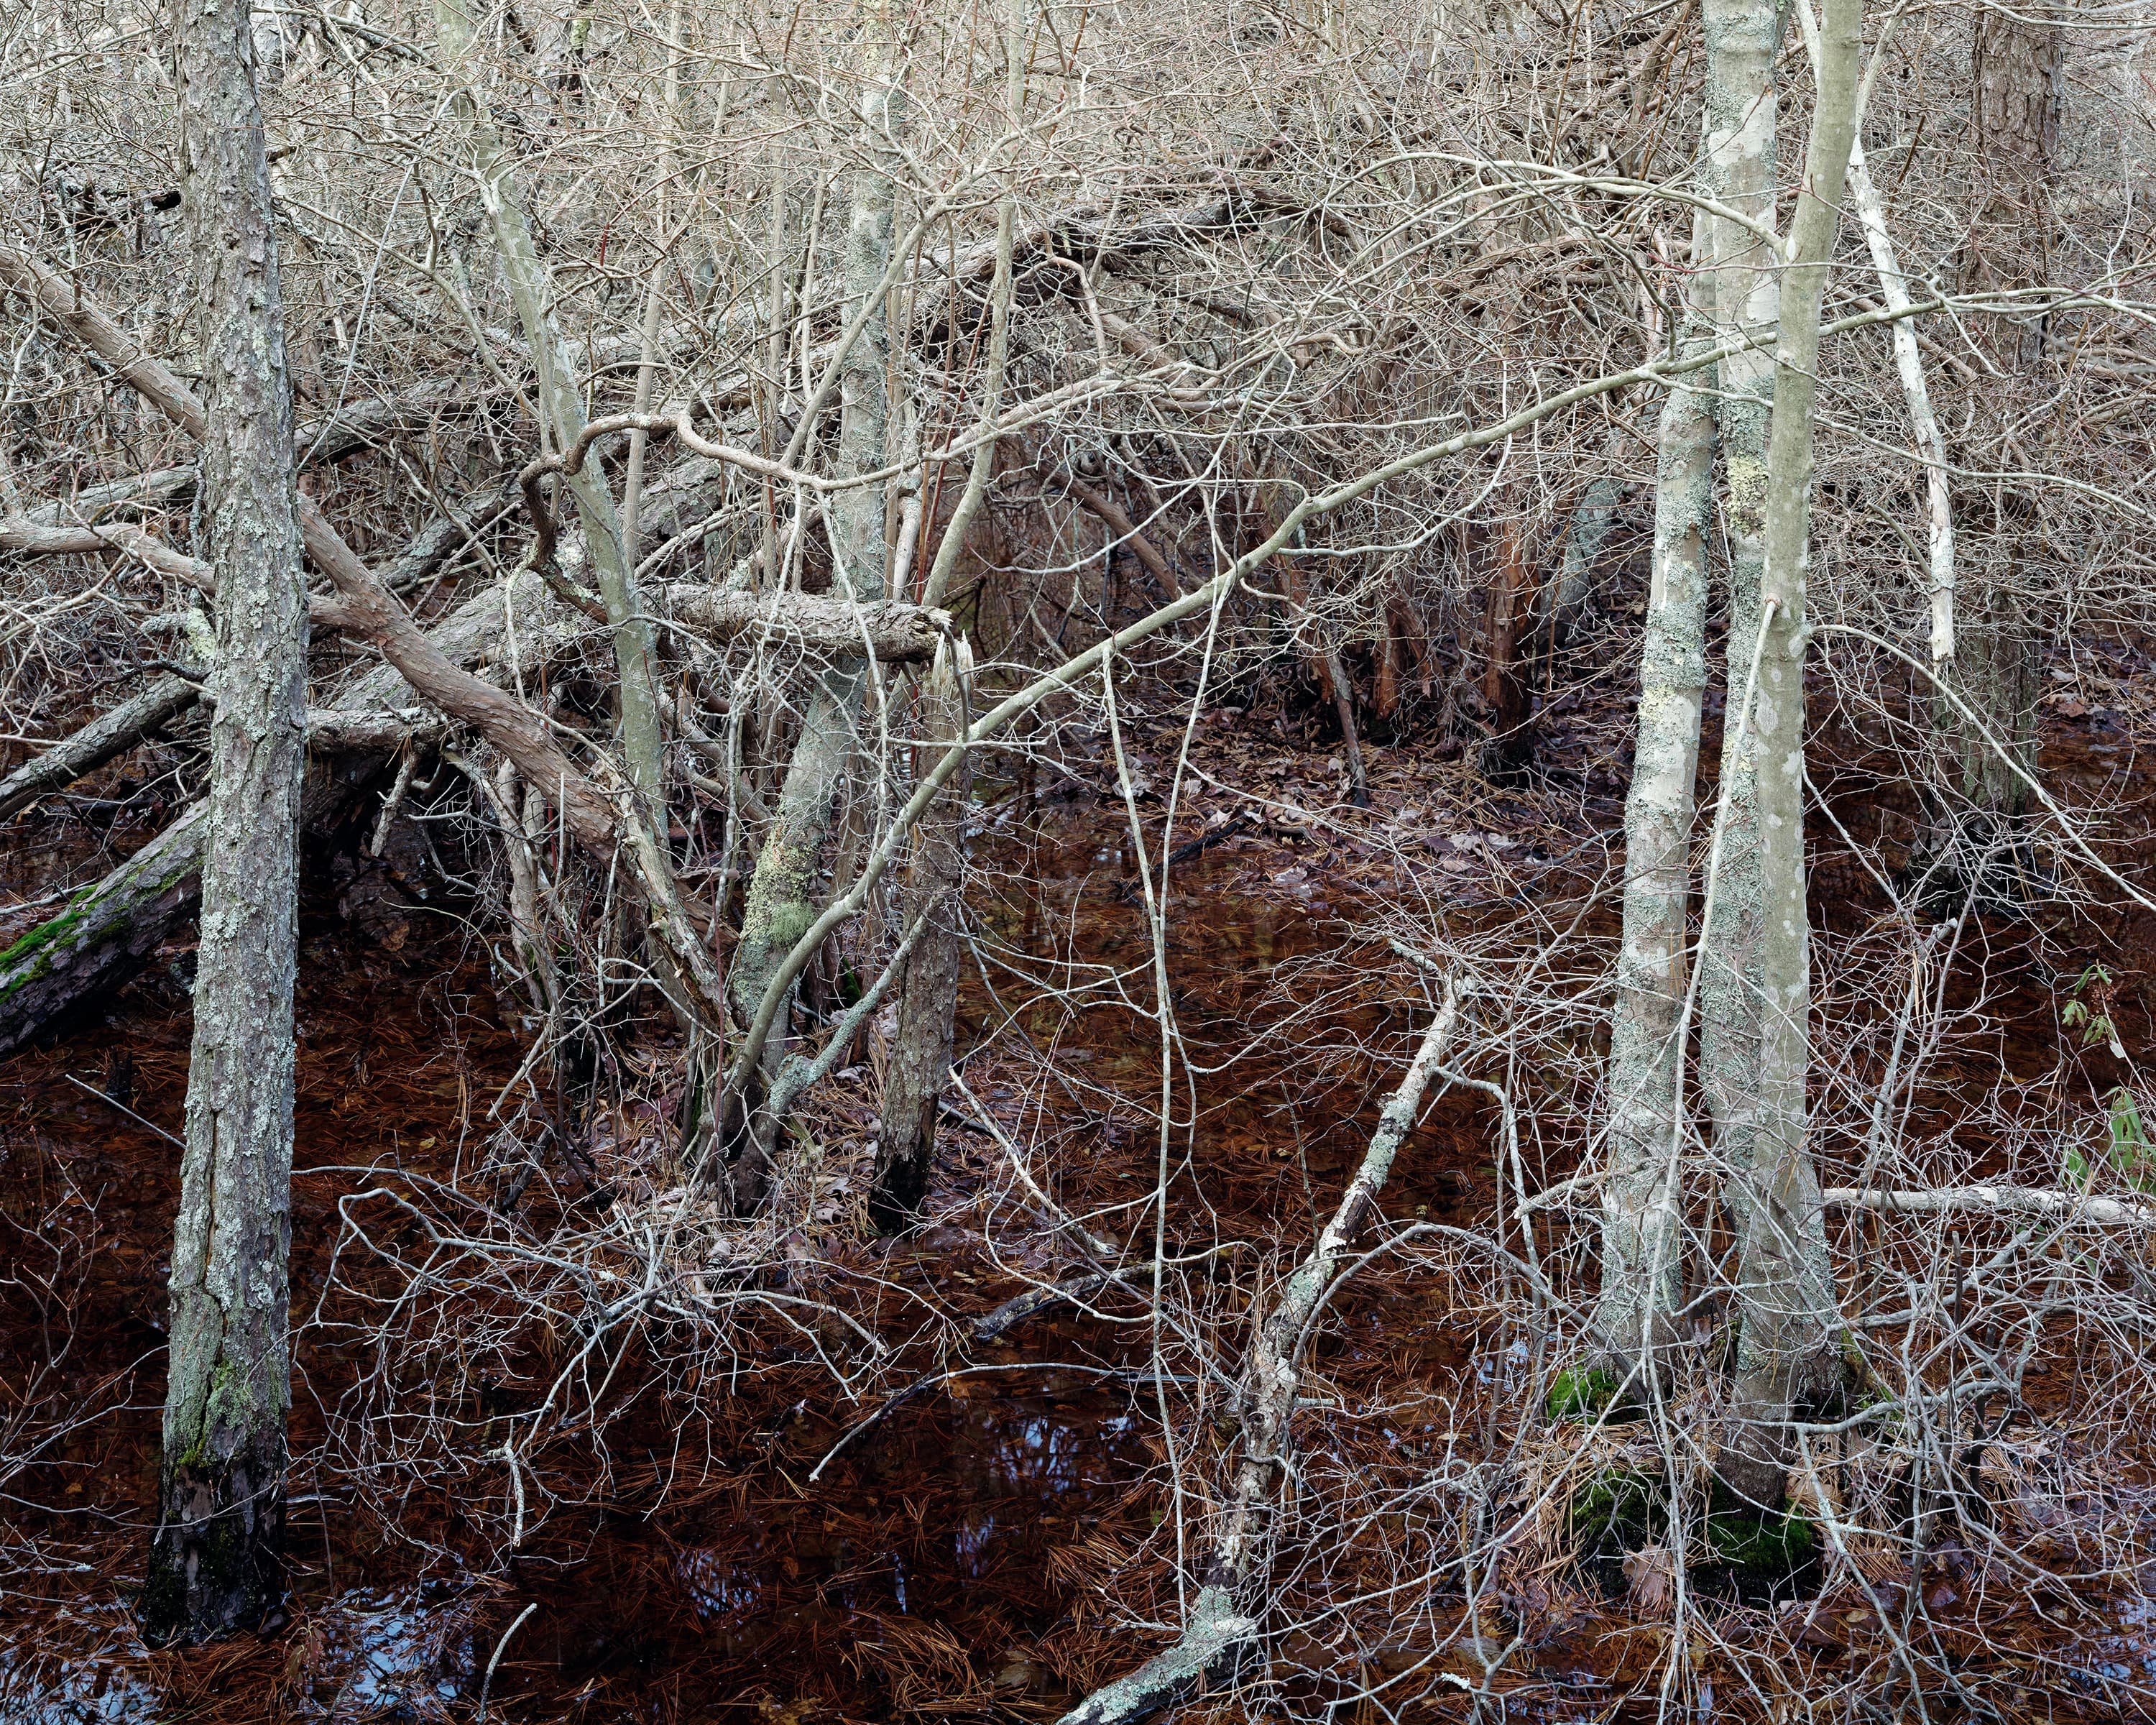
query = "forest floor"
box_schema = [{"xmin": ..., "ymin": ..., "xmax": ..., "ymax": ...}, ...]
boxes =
[{"xmin": 2, "ymin": 639, "xmax": 2154, "ymax": 1721}]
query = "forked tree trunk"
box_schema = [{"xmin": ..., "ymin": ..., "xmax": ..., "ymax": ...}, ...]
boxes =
[
  {"xmin": 1592, "ymin": 216, "xmax": 1714, "ymax": 1384},
  {"xmin": 1716, "ymin": 0, "xmax": 1868, "ymax": 1514},
  {"xmin": 870, "ymin": 638, "xmax": 972, "ymax": 1230},
  {"xmin": 140, "ymin": 0, "xmax": 308, "ymax": 1642}
]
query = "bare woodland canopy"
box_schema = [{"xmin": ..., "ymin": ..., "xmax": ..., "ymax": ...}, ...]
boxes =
[{"xmin": 3, "ymin": 0, "xmax": 2156, "ymax": 1716}]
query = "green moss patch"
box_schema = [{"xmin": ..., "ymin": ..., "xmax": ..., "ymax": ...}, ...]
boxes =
[
  {"xmin": 1570, "ymin": 1466, "xmax": 1667, "ymax": 1556},
  {"xmin": 1546, "ymin": 1368, "xmax": 1620, "ymax": 1421},
  {"xmin": 1703, "ymin": 1507, "xmax": 1820, "ymax": 1602}
]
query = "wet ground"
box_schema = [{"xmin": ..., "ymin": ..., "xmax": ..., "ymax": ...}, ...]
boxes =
[
  {"xmin": 0, "ymin": 766, "xmax": 1477, "ymax": 1721},
  {"xmin": 3, "ymin": 673, "xmax": 2155, "ymax": 1721}
]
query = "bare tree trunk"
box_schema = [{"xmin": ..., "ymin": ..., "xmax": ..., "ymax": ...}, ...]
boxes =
[
  {"xmin": 433, "ymin": 0, "xmax": 702, "ymax": 1039},
  {"xmin": 1696, "ymin": 0, "xmax": 1779, "ymax": 1248},
  {"xmin": 918, "ymin": 0, "xmax": 1022, "ymax": 611},
  {"xmin": 731, "ymin": 7, "xmax": 898, "ymax": 1120},
  {"xmin": 1921, "ymin": 9, "xmax": 2058, "ymax": 906},
  {"xmin": 870, "ymin": 638, "xmax": 972, "ymax": 1230},
  {"xmin": 1593, "ymin": 216, "xmax": 1713, "ymax": 1384},
  {"xmin": 140, "ymin": 0, "xmax": 308, "ymax": 1641},
  {"xmin": 1797, "ymin": 6, "xmax": 1953, "ymax": 665},
  {"xmin": 1717, "ymin": 0, "xmax": 1867, "ymax": 1515}
]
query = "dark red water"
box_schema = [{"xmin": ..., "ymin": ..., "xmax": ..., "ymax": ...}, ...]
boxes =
[{"xmin": 3, "ymin": 686, "xmax": 2153, "ymax": 1721}]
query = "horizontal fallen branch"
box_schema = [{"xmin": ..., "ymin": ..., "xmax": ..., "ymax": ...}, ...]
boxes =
[
  {"xmin": 0, "ymin": 513, "xmax": 213, "ymax": 586},
  {"xmin": 665, "ymin": 587, "xmax": 949, "ymax": 665},
  {"xmin": 0, "ymin": 673, "xmax": 201, "ymax": 822},
  {"xmin": 1823, "ymin": 1184, "xmax": 2156, "ymax": 1227}
]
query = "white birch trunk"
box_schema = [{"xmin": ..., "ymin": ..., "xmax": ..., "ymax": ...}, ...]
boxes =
[{"xmin": 1696, "ymin": 0, "xmax": 1781, "ymax": 1243}]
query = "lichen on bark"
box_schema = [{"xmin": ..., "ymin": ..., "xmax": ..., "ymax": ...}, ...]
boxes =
[{"xmin": 142, "ymin": 0, "xmax": 308, "ymax": 1644}]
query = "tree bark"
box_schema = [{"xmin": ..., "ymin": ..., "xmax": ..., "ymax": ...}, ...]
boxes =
[
  {"xmin": 1920, "ymin": 7, "xmax": 2058, "ymax": 906},
  {"xmin": 1479, "ymin": 511, "xmax": 1534, "ymax": 783},
  {"xmin": 870, "ymin": 638, "xmax": 972, "ymax": 1230},
  {"xmin": 731, "ymin": 9, "xmax": 899, "ymax": 1115},
  {"xmin": 1696, "ymin": 0, "xmax": 1780, "ymax": 1251},
  {"xmin": 140, "ymin": 0, "xmax": 308, "ymax": 1641},
  {"xmin": 1716, "ymin": 0, "xmax": 1867, "ymax": 1516},
  {"xmin": 1593, "ymin": 216, "xmax": 1714, "ymax": 1384},
  {"xmin": 666, "ymin": 587, "xmax": 948, "ymax": 663}
]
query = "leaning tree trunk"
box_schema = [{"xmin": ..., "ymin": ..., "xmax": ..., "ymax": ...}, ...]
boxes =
[
  {"xmin": 1055, "ymin": 986, "xmax": 1460, "ymax": 1725},
  {"xmin": 1695, "ymin": 0, "xmax": 1778, "ymax": 1253},
  {"xmin": 1921, "ymin": 9, "xmax": 2058, "ymax": 907},
  {"xmin": 1592, "ymin": 215, "xmax": 1714, "ymax": 1385},
  {"xmin": 432, "ymin": 0, "xmax": 712, "ymax": 1046},
  {"xmin": 1715, "ymin": 0, "xmax": 1867, "ymax": 1516},
  {"xmin": 870, "ymin": 638, "xmax": 972, "ymax": 1230},
  {"xmin": 139, "ymin": 0, "xmax": 309, "ymax": 1643}
]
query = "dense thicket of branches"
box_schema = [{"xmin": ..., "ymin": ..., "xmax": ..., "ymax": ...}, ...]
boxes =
[{"xmin": 4, "ymin": 0, "xmax": 2156, "ymax": 1715}]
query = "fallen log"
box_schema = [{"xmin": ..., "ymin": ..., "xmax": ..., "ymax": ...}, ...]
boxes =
[
  {"xmin": 0, "ymin": 806, "xmax": 208, "ymax": 1057},
  {"xmin": 0, "ymin": 539, "xmax": 556, "ymax": 1057},
  {"xmin": 0, "ymin": 514, "xmax": 213, "ymax": 586},
  {"xmin": 0, "ymin": 696, "xmax": 451, "ymax": 1057},
  {"xmin": 1, "ymin": 385, "xmax": 509, "ymax": 543},
  {"xmin": 0, "ymin": 244, "xmax": 625, "ymax": 862},
  {"xmin": 665, "ymin": 586, "xmax": 948, "ymax": 664},
  {"xmin": 0, "ymin": 672, "xmax": 201, "ymax": 822},
  {"xmin": 1055, "ymin": 982, "xmax": 1461, "ymax": 1725}
]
